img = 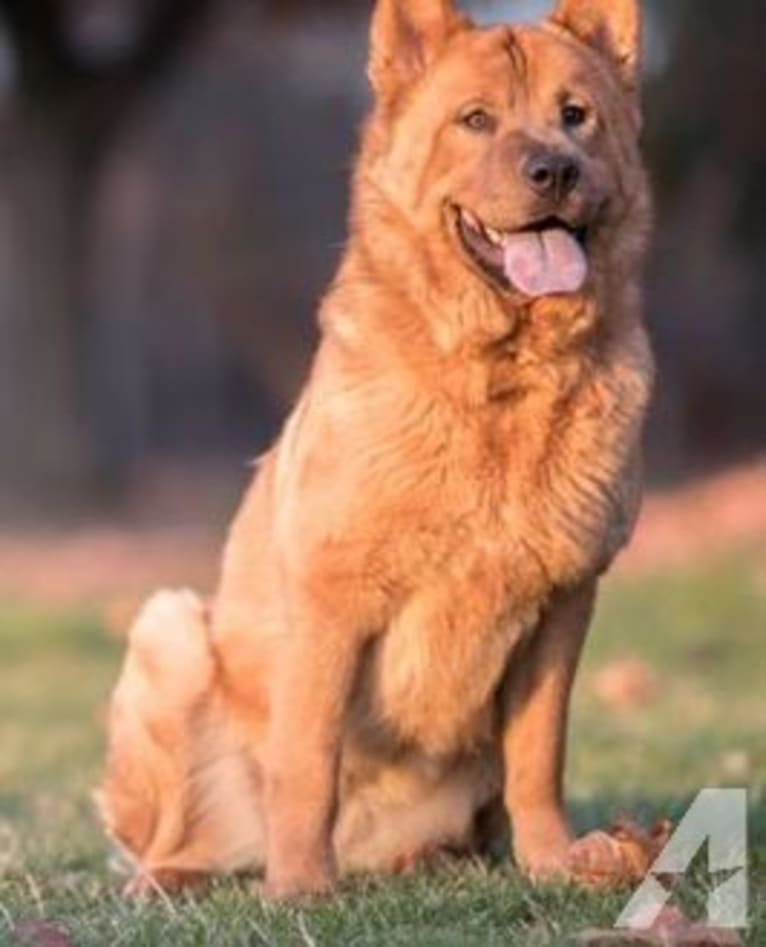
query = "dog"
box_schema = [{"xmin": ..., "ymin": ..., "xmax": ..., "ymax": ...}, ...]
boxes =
[{"xmin": 97, "ymin": 0, "xmax": 654, "ymax": 901}]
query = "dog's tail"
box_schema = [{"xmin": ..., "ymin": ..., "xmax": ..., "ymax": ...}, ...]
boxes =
[{"xmin": 95, "ymin": 590, "xmax": 263, "ymax": 894}]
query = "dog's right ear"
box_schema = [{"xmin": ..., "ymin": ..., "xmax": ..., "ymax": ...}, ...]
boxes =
[{"xmin": 369, "ymin": 0, "xmax": 466, "ymax": 102}]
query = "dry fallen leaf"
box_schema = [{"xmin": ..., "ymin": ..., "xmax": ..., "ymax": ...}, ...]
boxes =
[
  {"xmin": 593, "ymin": 658, "xmax": 660, "ymax": 711},
  {"xmin": 719, "ymin": 749, "xmax": 751, "ymax": 781},
  {"xmin": 576, "ymin": 906, "xmax": 743, "ymax": 946},
  {"xmin": 569, "ymin": 819, "xmax": 673, "ymax": 889},
  {"xmin": 12, "ymin": 921, "xmax": 75, "ymax": 947}
]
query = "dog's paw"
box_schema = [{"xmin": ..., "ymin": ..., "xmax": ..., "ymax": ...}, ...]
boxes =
[
  {"xmin": 388, "ymin": 844, "xmax": 456, "ymax": 876},
  {"xmin": 122, "ymin": 869, "xmax": 210, "ymax": 900},
  {"xmin": 518, "ymin": 848, "xmax": 571, "ymax": 884},
  {"xmin": 254, "ymin": 868, "xmax": 335, "ymax": 903},
  {"xmin": 513, "ymin": 817, "xmax": 572, "ymax": 883}
]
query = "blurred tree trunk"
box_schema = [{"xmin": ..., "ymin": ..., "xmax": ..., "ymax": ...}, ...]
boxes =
[
  {"xmin": 644, "ymin": 0, "xmax": 766, "ymax": 478},
  {"xmin": 1, "ymin": 115, "xmax": 75, "ymax": 503},
  {"xmin": 0, "ymin": 0, "xmax": 214, "ymax": 512},
  {"xmin": 0, "ymin": 96, "xmax": 115, "ymax": 509}
]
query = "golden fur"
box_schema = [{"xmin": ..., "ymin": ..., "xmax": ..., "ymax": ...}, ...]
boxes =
[{"xmin": 98, "ymin": 0, "xmax": 654, "ymax": 900}]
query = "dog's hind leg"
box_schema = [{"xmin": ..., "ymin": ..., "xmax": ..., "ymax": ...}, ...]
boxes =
[{"xmin": 95, "ymin": 590, "xmax": 264, "ymax": 895}]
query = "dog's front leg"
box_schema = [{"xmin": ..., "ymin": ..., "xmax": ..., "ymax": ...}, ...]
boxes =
[
  {"xmin": 501, "ymin": 580, "xmax": 596, "ymax": 881},
  {"xmin": 262, "ymin": 602, "xmax": 364, "ymax": 900}
]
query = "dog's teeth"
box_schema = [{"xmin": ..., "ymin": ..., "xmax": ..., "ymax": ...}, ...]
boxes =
[
  {"xmin": 462, "ymin": 210, "xmax": 481, "ymax": 231},
  {"xmin": 485, "ymin": 227, "xmax": 503, "ymax": 246}
]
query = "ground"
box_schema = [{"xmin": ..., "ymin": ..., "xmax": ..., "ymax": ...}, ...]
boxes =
[{"xmin": 0, "ymin": 536, "xmax": 763, "ymax": 944}]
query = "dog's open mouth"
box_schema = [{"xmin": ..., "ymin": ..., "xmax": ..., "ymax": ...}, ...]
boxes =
[{"xmin": 453, "ymin": 206, "xmax": 590, "ymax": 298}]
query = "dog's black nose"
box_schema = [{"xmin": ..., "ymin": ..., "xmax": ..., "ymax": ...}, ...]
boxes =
[{"xmin": 523, "ymin": 151, "xmax": 580, "ymax": 200}]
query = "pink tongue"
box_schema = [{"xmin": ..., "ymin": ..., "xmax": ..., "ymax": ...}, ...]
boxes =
[{"xmin": 503, "ymin": 228, "xmax": 587, "ymax": 298}]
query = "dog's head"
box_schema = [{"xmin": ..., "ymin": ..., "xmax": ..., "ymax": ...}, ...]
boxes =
[{"xmin": 362, "ymin": 0, "xmax": 649, "ymax": 306}]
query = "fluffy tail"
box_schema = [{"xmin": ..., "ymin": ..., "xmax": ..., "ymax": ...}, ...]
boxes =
[{"xmin": 95, "ymin": 590, "xmax": 263, "ymax": 893}]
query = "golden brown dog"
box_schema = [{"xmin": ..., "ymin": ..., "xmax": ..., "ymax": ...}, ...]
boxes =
[{"xmin": 98, "ymin": 0, "xmax": 654, "ymax": 900}]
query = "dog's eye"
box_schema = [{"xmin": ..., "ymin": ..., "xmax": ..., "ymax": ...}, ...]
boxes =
[
  {"xmin": 459, "ymin": 108, "xmax": 496, "ymax": 134},
  {"xmin": 561, "ymin": 104, "xmax": 588, "ymax": 129}
]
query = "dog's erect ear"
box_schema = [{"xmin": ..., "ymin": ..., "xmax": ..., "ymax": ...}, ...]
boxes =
[
  {"xmin": 551, "ymin": 0, "xmax": 642, "ymax": 87},
  {"xmin": 369, "ymin": 0, "xmax": 465, "ymax": 100}
]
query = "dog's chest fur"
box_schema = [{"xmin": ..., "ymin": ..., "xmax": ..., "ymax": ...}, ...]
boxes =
[{"xmin": 354, "ymin": 346, "xmax": 648, "ymax": 756}]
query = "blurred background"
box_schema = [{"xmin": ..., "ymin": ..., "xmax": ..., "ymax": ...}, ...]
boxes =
[
  {"xmin": 0, "ymin": 4, "xmax": 763, "ymax": 939},
  {"xmin": 0, "ymin": 0, "xmax": 763, "ymax": 505},
  {"xmin": 0, "ymin": 0, "xmax": 763, "ymax": 594}
]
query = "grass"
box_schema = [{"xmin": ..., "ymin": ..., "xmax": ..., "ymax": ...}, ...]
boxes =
[{"xmin": 0, "ymin": 549, "xmax": 764, "ymax": 946}]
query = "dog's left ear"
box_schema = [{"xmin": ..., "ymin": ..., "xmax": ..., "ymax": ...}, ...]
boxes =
[
  {"xmin": 369, "ymin": 0, "xmax": 466, "ymax": 102},
  {"xmin": 551, "ymin": 0, "xmax": 642, "ymax": 88}
]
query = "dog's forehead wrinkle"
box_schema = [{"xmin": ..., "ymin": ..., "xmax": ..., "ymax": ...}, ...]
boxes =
[{"xmin": 502, "ymin": 26, "xmax": 529, "ymax": 88}]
